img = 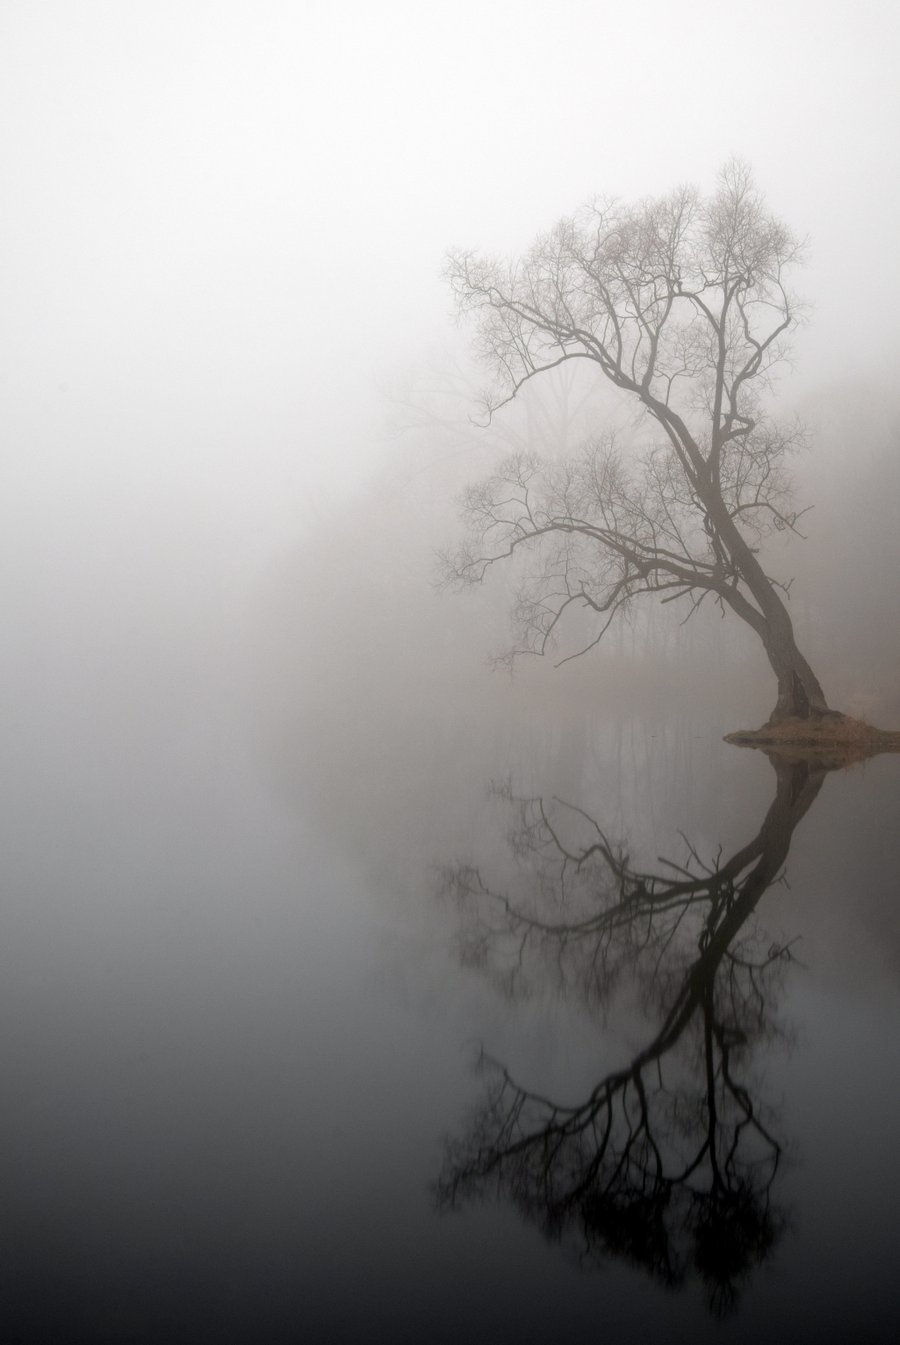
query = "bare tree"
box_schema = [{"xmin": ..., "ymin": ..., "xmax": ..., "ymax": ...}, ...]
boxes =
[{"xmin": 444, "ymin": 162, "xmax": 834, "ymax": 725}]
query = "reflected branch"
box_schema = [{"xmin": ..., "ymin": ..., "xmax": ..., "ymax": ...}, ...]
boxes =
[{"xmin": 436, "ymin": 757, "xmax": 825, "ymax": 1315}]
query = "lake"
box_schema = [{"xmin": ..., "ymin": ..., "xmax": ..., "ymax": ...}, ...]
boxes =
[{"xmin": 1, "ymin": 652, "xmax": 898, "ymax": 1343}]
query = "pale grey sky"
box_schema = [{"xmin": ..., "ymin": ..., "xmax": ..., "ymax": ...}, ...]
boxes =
[{"xmin": 1, "ymin": 0, "xmax": 897, "ymax": 589}]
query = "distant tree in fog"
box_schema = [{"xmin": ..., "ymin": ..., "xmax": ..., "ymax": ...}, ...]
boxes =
[{"xmin": 443, "ymin": 162, "xmax": 834, "ymax": 725}]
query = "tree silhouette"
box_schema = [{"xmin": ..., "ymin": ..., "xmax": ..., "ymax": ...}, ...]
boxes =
[{"xmin": 444, "ymin": 162, "xmax": 833, "ymax": 725}]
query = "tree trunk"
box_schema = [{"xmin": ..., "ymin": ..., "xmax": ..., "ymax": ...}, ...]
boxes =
[
  {"xmin": 761, "ymin": 613, "xmax": 831, "ymax": 723},
  {"xmin": 709, "ymin": 498, "xmax": 832, "ymax": 724}
]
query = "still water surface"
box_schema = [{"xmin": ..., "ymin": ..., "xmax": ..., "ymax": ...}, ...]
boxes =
[{"xmin": 1, "ymin": 665, "xmax": 898, "ymax": 1342}]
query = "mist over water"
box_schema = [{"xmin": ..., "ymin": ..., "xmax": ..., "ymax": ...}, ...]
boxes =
[
  {"xmin": 2, "ymin": 3, "xmax": 900, "ymax": 1340},
  {"xmin": 3, "ymin": 585, "xmax": 900, "ymax": 1340}
]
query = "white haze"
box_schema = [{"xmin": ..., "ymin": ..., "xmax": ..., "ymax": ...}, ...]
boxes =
[
  {"xmin": 1, "ymin": 0, "xmax": 898, "ymax": 885},
  {"xmin": 1, "ymin": 1, "xmax": 899, "ymax": 892},
  {"xmin": 3, "ymin": 11, "xmax": 900, "ymax": 1339}
]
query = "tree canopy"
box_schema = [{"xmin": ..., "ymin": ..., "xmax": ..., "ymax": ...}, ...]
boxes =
[{"xmin": 444, "ymin": 162, "xmax": 832, "ymax": 724}]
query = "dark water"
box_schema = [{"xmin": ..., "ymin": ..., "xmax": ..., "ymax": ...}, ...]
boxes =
[{"xmin": 1, "ymin": 665, "xmax": 899, "ymax": 1344}]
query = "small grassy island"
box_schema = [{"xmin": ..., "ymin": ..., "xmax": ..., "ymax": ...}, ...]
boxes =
[{"xmin": 724, "ymin": 712, "xmax": 900, "ymax": 767}]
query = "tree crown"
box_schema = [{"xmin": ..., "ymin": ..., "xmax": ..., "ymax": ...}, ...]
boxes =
[
  {"xmin": 446, "ymin": 160, "xmax": 805, "ymax": 454},
  {"xmin": 443, "ymin": 163, "xmax": 819, "ymax": 688}
]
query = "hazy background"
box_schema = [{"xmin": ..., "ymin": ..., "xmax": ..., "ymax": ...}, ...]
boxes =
[
  {"xmin": 2, "ymin": 8, "xmax": 900, "ymax": 1337},
  {"xmin": 2, "ymin": 0, "xmax": 898, "ymax": 616},
  {"xmin": 2, "ymin": 0, "xmax": 899, "ymax": 898}
]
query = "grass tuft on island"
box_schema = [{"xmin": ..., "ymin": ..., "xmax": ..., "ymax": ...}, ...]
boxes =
[{"xmin": 724, "ymin": 713, "xmax": 900, "ymax": 767}]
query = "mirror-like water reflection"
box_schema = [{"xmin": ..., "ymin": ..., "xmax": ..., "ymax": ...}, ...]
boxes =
[
  {"xmin": 1, "ymin": 674, "xmax": 899, "ymax": 1342},
  {"xmin": 436, "ymin": 758, "xmax": 823, "ymax": 1316}
]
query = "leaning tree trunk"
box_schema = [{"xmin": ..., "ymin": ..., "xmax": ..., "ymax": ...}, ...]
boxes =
[
  {"xmin": 758, "ymin": 616, "xmax": 828, "ymax": 731},
  {"xmin": 710, "ymin": 498, "xmax": 832, "ymax": 724},
  {"xmin": 760, "ymin": 609, "xmax": 831, "ymax": 724}
]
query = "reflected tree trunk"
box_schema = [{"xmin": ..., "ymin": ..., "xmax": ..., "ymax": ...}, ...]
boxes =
[{"xmin": 436, "ymin": 755, "xmax": 827, "ymax": 1314}]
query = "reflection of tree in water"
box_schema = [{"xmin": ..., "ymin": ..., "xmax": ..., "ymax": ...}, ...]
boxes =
[{"xmin": 436, "ymin": 758, "xmax": 825, "ymax": 1316}]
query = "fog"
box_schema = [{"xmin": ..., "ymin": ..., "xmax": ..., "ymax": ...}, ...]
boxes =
[
  {"xmin": 3, "ymin": 3, "xmax": 899, "ymax": 756},
  {"xmin": 2, "ymin": 4, "xmax": 900, "ymax": 1341},
  {"xmin": 3, "ymin": 2, "xmax": 899, "ymax": 652}
]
